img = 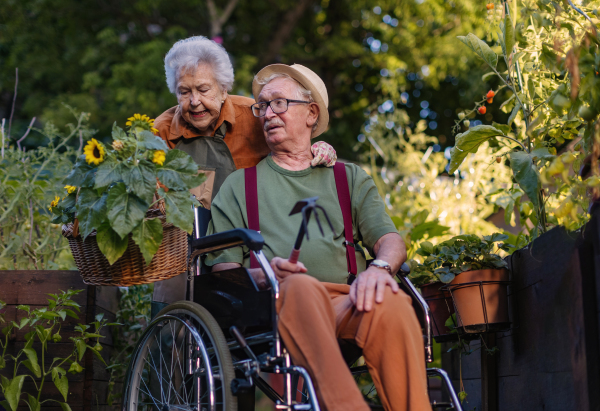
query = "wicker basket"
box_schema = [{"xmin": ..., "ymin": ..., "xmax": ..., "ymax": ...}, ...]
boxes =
[{"xmin": 62, "ymin": 210, "xmax": 188, "ymax": 286}]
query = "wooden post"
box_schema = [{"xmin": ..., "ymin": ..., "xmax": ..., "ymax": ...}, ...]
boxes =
[{"xmin": 480, "ymin": 333, "xmax": 498, "ymax": 411}]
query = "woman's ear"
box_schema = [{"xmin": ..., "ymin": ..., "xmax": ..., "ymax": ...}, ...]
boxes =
[
  {"xmin": 307, "ymin": 102, "xmax": 320, "ymax": 127},
  {"xmin": 220, "ymin": 88, "xmax": 229, "ymax": 103}
]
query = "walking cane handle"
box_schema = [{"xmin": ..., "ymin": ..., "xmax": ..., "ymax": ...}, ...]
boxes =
[{"xmin": 289, "ymin": 248, "xmax": 301, "ymax": 264}]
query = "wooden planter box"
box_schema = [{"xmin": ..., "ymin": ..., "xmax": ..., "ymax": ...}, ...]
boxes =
[
  {"xmin": 0, "ymin": 271, "xmax": 119, "ymax": 411},
  {"xmin": 441, "ymin": 209, "xmax": 600, "ymax": 411}
]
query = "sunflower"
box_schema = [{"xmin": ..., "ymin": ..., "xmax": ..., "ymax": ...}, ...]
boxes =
[
  {"xmin": 48, "ymin": 195, "xmax": 60, "ymax": 211},
  {"xmin": 83, "ymin": 138, "xmax": 106, "ymax": 165},
  {"xmin": 152, "ymin": 150, "xmax": 166, "ymax": 166},
  {"xmin": 64, "ymin": 185, "xmax": 77, "ymax": 194},
  {"xmin": 126, "ymin": 113, "xmax": 159, "ymax": 134}
]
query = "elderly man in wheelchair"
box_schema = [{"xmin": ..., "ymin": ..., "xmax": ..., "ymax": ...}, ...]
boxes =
[{"xmin": 122, "ymin": 64, "xmax": 461, "ymax": 411}]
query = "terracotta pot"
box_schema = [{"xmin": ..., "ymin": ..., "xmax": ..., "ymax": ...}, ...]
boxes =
[
  {"xmin": 448, "ymin": 268, "xmax": 510, "ymax": 333},
  {"xmin": 420, "ymin": 282, "xmax": 457, "ymax": 342}
]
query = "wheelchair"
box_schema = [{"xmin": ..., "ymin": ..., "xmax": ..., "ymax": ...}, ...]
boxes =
[{"xmin": 121, "ymin": 206, "xmax": 463, "ymax": 410}]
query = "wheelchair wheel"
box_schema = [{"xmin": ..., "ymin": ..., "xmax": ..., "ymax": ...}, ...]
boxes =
[{"xmin": 123, "ymin": 301, "xmax": 237, "ymax": 411}]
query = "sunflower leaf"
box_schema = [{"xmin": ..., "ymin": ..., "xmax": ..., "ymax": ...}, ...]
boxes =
[
  {"xmin": 96, "ymin": 223, "xmax": 129, "ymax": 265},
  {"xmin": 132, "ymin": 218, "xmax": 163, "ymax": 265},
  {"xmin": 63, "ymin": 155, "xmax": 96, "ymax": 188},
  {"xmin": 95, "ymin": 159, "xmax": 126, "ymax": 189},
  {"xmin": 76, "ymin": 189, "xmax": 108, "ymax": 239},
  {"xmin": 137, "ymin": 130, "xmax": 168, "ymax": 151},
  {"xmin": 157, "ymin": 150, "xmax": 205, "ymax": 190},
  {"xmin": 158, "ymin": 188, "xmax": 195, "ymax": 234},
  {"xmin": 123, "ymin": 159, "xmax": 156, "ymax": 204},
  {"xmin": 106, "ymin": 183, "xmax": 148, "ymax": 239}
]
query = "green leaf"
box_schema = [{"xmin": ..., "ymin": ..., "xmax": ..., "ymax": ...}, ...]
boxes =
[
  {"xmin": 491, "ymin": 122, "xmax": 511, "ymax": 135},
  {"xmin": 53, "ymin": 373, "xmax": 69, "ymax": 401},
  {"xmin": 438, "ymin": 272, "xmax": 456, "ymax": 284},
  {"xmin": 156, "ymin": 150, "xmax": 205, "ymax": 190},
  {"xmin": 26, "ymin": 394, "xmax": 40, "ymax": 411},
  {"xmin": 458, "ymin": 390, "xmax": 468, "ymax": 402},
  {"xmin": 96, "ymin": 223, "xmax": 129, "ymax": 265},
  {"xmin": 94, "ymin": 159, "xmax": 126, "ymax": 189},
  {"xmin": 64, "ymin": 309, "xmax": 79, "ymax": 320},
  {"xmin": 457, "ymin": 33, "xmax": 498, "ymax": 68},
  {"xmin": 60, "ymin": 403, "xmax": 73, "ymax": 411},
  {"xmin": 123, "ymin": 159, "xmax": 156, "ymax": 203},
  {"xmin": 503, "ymin": 14, "xmax": 515, "ymax": 64},
  {"xmin": 410, "ymin": 220, "xmax": 449, "ymax": 242},
  {"xmin": 549, "ymin": 85, "xmax": 571, "ymax": 115},
  {"xmin": 112, "ymin": 122, "xmax": 127, "ymax": 140},
  {"xmin": 5, "ymin": 375, "xmax": 25, "ymax": 411},
  {"xmin": 509, "ymin": 151, "xmax": 541, "ymax": 208},
  {"xmin": 18, "ymin": 318, "xmax": 30, "ymax": 329},
  {"xmin": 508, "ymin": 101, "xmax": 521, "ymax": 127},
  {"xmin": 63, "ymin": 156, "xmax": 96, "ymax": 188},
  {"xmin": 131, "ymin": 218, "xmax": 163, "ymax": 265},
  {"xmin": 106, "ymin": 183, "xmax": 148, "ymax": 239},
  {"xmin": 22, "ymin": 348, "xmax": 41, "ymax": 378},
  {"xmin": 76, "ymin": 339, "xmax": 87, "ymax": 361},
  {"xmin": 76, "ymin": 188, "xmax": 108, "ymax": 239},
  {"xmin": 449, "ymin": 125, "xmax": 506, "ymax": 173},
  {"xmin": 137, "ymin": 130, "xmax": 168, "ymax": 151},
  {"xmin": 420, "ymin": 241, "xmax": 434, "ymax": 255},
  {"xmin": 158, "ymin": 188, "xmax": 195, "ymax": 234}
]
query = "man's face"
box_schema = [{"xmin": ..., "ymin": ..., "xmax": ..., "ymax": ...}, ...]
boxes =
[
  {"xmin": 257, "ymin": 77, "xmax": 317, "ymax": 147},
  {"xmin": 176, "ymin": 63, "xmax": 227, "ymax": 134}
]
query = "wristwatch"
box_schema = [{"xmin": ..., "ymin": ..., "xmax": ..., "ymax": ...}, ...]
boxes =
[{"xmin": 369, "ymin": 259, "xmax": 393, "ymax": 275}]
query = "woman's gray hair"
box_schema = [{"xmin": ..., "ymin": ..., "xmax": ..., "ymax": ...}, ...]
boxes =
[{"xmin": 165, "ymin": 36, "xmax": 234, "ymax": 94}]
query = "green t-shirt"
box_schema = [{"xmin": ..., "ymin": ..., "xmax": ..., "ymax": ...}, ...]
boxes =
[{"xmin": 205, "ymin": 155, "xmax": 398, "ymax": 284}]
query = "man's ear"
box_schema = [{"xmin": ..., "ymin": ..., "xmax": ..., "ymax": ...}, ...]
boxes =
[{"xmin": 306, "ymin": 102, "xmax": 320, "ymax": 128}]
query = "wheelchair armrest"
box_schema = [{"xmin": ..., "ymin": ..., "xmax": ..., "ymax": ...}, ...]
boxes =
[{"xmin": 190, "ymin": 228, "xmax": 264, "ymax": 255}]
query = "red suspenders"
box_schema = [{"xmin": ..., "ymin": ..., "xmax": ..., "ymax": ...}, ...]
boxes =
[
  {"xmin": 244, "ymin": 166, "xmax": 260, "ymax": 269},
  {"xmin": 244, "ymin": 164, "xmax": 357, "ymax": 279}
]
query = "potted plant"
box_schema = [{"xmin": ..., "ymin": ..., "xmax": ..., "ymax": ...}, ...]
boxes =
[
  {"xmin": 49, "ymin": 114, "xmax": 204, "ymax": 286},
  {"xmin": 412, "ymin": 233, "xmax": 510, "ymax": 335},
  {"xmin": 407, "ymin": 259, "xmax": 457, "ymax": 342}
]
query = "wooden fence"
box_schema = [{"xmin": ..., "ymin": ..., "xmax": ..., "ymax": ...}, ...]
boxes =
[
  {"xmin": 0, "ymin": 271, "xmax": 119, "ymax": 411},
  {"xmin": 442, "ymin": 209, "xmax": 600, "ymax": 411}
]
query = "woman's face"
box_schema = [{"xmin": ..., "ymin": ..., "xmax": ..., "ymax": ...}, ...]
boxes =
[{"xmin": 176, "ymin": 63, "xmax": 228, "ymax": 134}]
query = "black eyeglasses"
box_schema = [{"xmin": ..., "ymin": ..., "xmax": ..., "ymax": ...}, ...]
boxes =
[{"xmin": 251, "ymin": 98, "xmax": 311, "ymax": 118}]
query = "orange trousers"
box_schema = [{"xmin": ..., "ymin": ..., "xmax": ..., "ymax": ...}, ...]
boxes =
[{"xmin": 276, "ymin": 274, "xmax": 432, "ymax": 411}]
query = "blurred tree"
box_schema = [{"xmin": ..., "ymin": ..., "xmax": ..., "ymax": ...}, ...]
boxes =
[{"xmin": 1, "ymin": 0, "xmax": 500, "ymax": 158}]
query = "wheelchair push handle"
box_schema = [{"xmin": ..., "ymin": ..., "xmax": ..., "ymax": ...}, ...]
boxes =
[{"xmin": 190, "ymin": 228, "xmax": 265, "ymax": 255}]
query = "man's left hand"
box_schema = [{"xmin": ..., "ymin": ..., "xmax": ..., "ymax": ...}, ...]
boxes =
[{"xmin": 349, "ymin": 266, "xmax": 399, "ymax": 312}]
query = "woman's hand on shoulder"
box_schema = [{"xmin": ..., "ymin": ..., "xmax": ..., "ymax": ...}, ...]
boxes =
[{"xmin": 310, "ymin": 141, "xmax": 337, "ymax": 167}]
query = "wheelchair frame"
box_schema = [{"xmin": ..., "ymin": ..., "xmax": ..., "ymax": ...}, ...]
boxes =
[{"xmin": 121, "ymin": 206, "xmax": 463, "ymax": 411}]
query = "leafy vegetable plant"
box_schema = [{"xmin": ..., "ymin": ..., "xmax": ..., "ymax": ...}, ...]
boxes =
[
  {"xmin": 0, "ymin": 290, "xmax": 112, "ymax": 411},
  {"xmin": 50, "ymin": 114, "xmax": 205, "ymax": 265},
  {"xmin": 451, "ymin": 0, "xmax": 600, "ymax": 237},
  {"xmin": 410, "ymin": 233, "xmax": 509, "ymax": 285}
]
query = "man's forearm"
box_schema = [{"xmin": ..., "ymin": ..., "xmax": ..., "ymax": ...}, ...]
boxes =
[{"xmin": 371, "ymin": 233, "xmax": 407, "ymax": 275}]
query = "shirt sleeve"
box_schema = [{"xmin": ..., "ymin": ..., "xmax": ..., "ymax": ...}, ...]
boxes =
[
  {"xmin": 348, "ymin": 164, "xmax": 398, "ymax": 254},
  {"xmin": 204, "ymin": 173, "xmax": 246, "ymax": 266}
]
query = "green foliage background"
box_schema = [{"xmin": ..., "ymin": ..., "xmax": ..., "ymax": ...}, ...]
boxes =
[{"xmin": 1, "ymin": 0, "xmax": 495, "ymax": 159}]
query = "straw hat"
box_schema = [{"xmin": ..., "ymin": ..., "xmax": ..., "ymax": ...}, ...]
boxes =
[{"xmin": 252, "ymin": 64, "xmax": 329, "ymax": 138}]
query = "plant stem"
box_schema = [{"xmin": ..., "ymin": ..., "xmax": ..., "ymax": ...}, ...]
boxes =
[
  {"xmin": 7, "ymin": 68, "xmax": 17, "ymax": 140},
  {"xmin": 497, "ymin": 134, "xmax": 528, "ymax": 151}
]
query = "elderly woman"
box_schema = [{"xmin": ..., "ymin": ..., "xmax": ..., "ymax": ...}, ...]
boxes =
[
  {"xmin": 152, "ymin": 36, "xmax": 336, "ymax": 311},
  {"xmin": 154, "ymin": 36, "xmax": 336, "ymax": 207}
]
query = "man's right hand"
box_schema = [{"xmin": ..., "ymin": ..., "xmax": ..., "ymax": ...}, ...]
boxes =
[{"xmin": 270, "ymin": 257, "xmax": 307, "ymax": 282}]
